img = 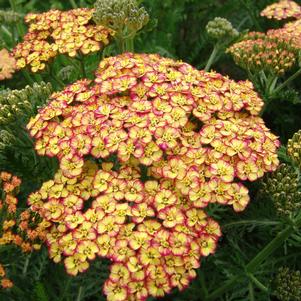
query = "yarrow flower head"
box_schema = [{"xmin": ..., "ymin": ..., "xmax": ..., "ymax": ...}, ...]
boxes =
[
  {"xmin": 261, "ymin": 0, "xmax": 301, "ymax": 20},
  {"xmin": 0, "ymin": 49, "xmax": 16, "ymax": 81},
  {"xmin": 227, "ymin": 32, "xmax": 298, "ymax": 75},
  {"xmin": 27, "ymin": 53, "xmax": 279, "ymax": 300},
  {"xmin": 13, "ymin": 8, "xmax": 114, "ymax": 72}
]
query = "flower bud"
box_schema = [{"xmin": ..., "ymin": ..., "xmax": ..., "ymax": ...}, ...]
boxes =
[
  {"xmin": 287, "ymin": 130, "xmax": 301, "ymax": 168},
  {"xmin": 206, "ymin": 17, "xmax": 238, "ymax": 41},
  {"xmin": 93, "ymin": 0, "xmax": 149, "ymax": 34},
  {"xmin": 261, "ymin": 163, "xmax": 301, "ymax": 217},
  {"xmin": 273, "ymin": 267, "xmax": 301, "ymax": 301}
]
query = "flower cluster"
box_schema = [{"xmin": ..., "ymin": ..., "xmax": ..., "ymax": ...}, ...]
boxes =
[
  {"xmin": 227, "ymin": 32, "xmax": 297, "ymax": 75},
  {"xmin": 0, "ymin": 263, "xmax": 13, "ymax": 289},
  {"xmin": 206, "ymin": 17, "xmax": 238, "ymax": 41},
  {"xmin": 259, "ymin": 1, "xmax": 301, "ymax": 52},
  {"xmin": 0, "ymin": 172, "xmax": 50, "ymax": 289},
  {"xmin": 287, "ymin": 130, "xmax": 301, "ymax": 168},
  {"xmin": 229, "ymin": 1, "xmax": 301, "ymax": 75},
  {"xmin": 0, "ymin": 82, "xmax": 52, "ymax": 126},
  {"xmin": 0, "ymin": 49, "xmax": 16, "ymax": 81},
  {"xmin": 29, "ymin": 161, "xmax": 220, "ymax": 300},
  {"xmin": 261, "ymin": 163, "xmax": 301, "ymax": 217},
  {"xmin": 27, "ymin": 53, "xmax": 279, "ymax": 300},
  {"xmin": 93, "ymin": 0, "xmax": 149, "ymax": 33},
  {"xmin": 0, "ymin": 172, "xmax": 49, "ymax": 251},
  {"xmin": 273, "ymin": 267, "xmax": 301, "ymax": 301},
  {"xmin": 13, "ymin": 8, "xmax": 114, "ymax": 72},
  {"xmin": 261, "ymin": 0, "xmax": 301, "ymax": 20}
]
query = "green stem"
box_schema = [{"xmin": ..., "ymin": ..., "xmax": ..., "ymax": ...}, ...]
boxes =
[
  {"xmin": 79, "ymin": 54, "xmax": 87, "ymax": 78},
  {"xmin": 1, "ymin": 25, "xmax": 12, "ymax": 39},
  {"xmin": 205, "ymin": 45, "xmax": 219, "ymax": 72},
  {"xmin": 249, "ymin": 282, "xmax": 255, "ymax": 301},
  {"xmin": 22, "ymin": 253, "xmax": 31, "ymax": 276},
  {"xmin": 125, "ymin": 36, "xmax": 134, "ymax": 53},
  {"xmin": 223, "ymin": 220, "xmax": 280, "ymax": 228},
  {"xmin": 267, "ymin": 75, "xmax": 278, "ymax": 95},
  {"xmin": 245, "ymin": 225, "xmax": 293, "ymax": 273},
  {"xmin": 247, "ymin": 273, "xmax": 269, "ymax": 293},
  {"xmin": 271, "ymin": 68, "xmax": 301, "ymax": 96},
  {"xmin": 9, "ymin": 0, "xmax": 25, "ymax": 39},
  {"xmin": 76, "ymin": 286, "xmax": 83, "ymax": 301}
]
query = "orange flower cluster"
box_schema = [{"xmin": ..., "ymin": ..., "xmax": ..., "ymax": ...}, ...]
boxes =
[
  {"xmin": 267, "ymin": 20, "xmax": 301, "ymax": 50},
  {"xmin": 259, "ymin": 1, "xmax": 301, "ymax": 52},
  {"xmin": 0, "ymin": 49, "xmax": 16, "ymax": 80},
  {"xmin": 0, "ymin": 263, "xmax": 13, "ymax": 289},
  {"xmin": 0, "ymin": 172, "xmax": 50, "ymax": 289},
  {"xmin": 261, "ymin": 0, "xmax": 301, "ymax": 20},
  {"xmin": 229, "ymin": 1, "xmax": 301, "ymax": 75},
  {"xmin": 27, "ymin": 53, "xmax": 279, "ymax": 300},
  {"xmin": 227, "ymin": 32, "xmax": 297, "ymax": 75},
  {"xmin": 13, "ymin": 8, "xmax": 114, "ymax": 72}
]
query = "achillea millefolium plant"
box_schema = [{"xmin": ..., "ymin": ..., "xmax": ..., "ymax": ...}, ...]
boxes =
[
  {"xmin": 25, "ymin": 52, "xmax": 280, "ymax": 300},
  {"xmin": 0, "ymin": 0, "xmax": 301, "ymax": 301}
]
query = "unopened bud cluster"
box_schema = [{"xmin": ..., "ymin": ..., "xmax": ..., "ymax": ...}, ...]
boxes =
[
  {"xmin": 273, "ymin": 267, "xmax": 301, "ymax": 301},
  {"xmin": 227, "ymin": 32, "xmax": 297, "ymax": 75},
  {"xmin": 287, "ymin": 130, "xmax": 301, "ymax": 169},
  {"xmin": 261, "ymin": 163, "xmax": 301, "ymax": 217},
  {"xmin": 206, "ymin": 17, "xmax": 238, "ymax": 41},
  {"xmin": 93, "ymin": 0, "xmax": 149, "ymax": 35},
  {"xmin": 0, "ymin": 82, "xmax": 52, "ymax": 126},
  {"xmin": 0, "ymin": 10, "xmax": 22, "ymax": 24}
]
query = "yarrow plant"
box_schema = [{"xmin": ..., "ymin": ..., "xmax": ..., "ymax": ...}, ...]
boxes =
[
  {"xmin": 13, "ymin": 8, "xmax": 114, "ymax": 72},
  {"xmin": 26, "ymin": 52, "xmax": 280, "ymax": 301}
]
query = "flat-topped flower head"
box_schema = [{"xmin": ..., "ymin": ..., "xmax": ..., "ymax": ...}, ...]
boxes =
[
  {"xmin": 27, "ymin": 53, "xmax": 279, "ymax": 300},
  {"xmin": 261, "ymin": 0, "xmax": 301, "ymax": 20},
  {"xmin": 13, "ymin": 8, "xmax": 114, "ymax": 72},
  {"xmin": 227, "ymin": 32, "xmax": 298, "ymax": 75}
]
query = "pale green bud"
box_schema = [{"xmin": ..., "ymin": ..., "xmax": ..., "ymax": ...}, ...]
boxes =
[{"xmin": 206, "ymin": 17, "xmax": 239, "ymax": 41}]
